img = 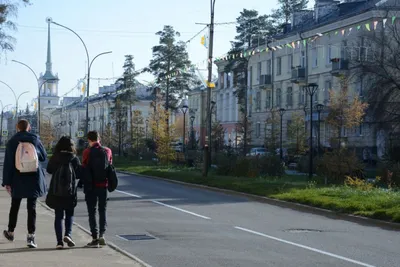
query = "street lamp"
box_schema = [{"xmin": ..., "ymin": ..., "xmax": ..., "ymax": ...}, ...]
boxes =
[
  {"xmin": 190, "ymin": 115, "xmax": 195, "ymax": 149},
  {"xmin": 315, "ymin": 104, "xmax": 324, "ymax": 156},
  {"xmin": 48, "ymin": 17, "xmax": 112, "ymax": 135},
  {"xmin": 145, "ymin": 119, "xmax": 149, "ymax": 140},
  {"xmin": 279, "ymin": 108, "xmax": 286, "ymax": 161},
  {"xmin": 303, "ymin": 104, "xmax": 308, "ymax": 133},
  {"xmin": 180, "ymin": 99, "xmax": 189, "ymax": 153},
  {"xmin": 68, "ymin": 121, "xmax": 72, "ymax": 137},
  {"xmin": 304, "ymin": 83, "xmax": 319, "ymax": 179}
]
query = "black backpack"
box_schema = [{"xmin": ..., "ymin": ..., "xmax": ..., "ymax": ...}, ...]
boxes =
[
  {"xmin": 50, "ymin": 162, "xmax": 76, "ymax": 197},
  {"xmin": 89, "ymin": 146, "xmax": 118, "ymax": 192}
]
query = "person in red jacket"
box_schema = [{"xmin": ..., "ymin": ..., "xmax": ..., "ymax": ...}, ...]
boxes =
[{"xmin": 82, "ymin": 131, "xmax": 112, "ymax": 248}]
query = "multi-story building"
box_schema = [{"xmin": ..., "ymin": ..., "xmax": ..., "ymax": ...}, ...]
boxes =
[{"xmin": 215, "ymin": 0, "xmax": 396, "ymax": 157}]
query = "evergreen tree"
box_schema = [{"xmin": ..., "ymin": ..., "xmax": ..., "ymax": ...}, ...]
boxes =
[
  {"xmin": 0, "ymin": 0, "xmax": 29, "ymax": 53},
  {"xmin": 148, "ymin": 25, "xmax": 200, "ymax": 116},
  {"xmin": 271, "ymin": 0, "xmax": 308, "ymax": 29}
]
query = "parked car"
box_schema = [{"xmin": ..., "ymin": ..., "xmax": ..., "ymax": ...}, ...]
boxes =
[{"xmin": 247, "ymin": 147, "xmax": 268, "ymax": 157}]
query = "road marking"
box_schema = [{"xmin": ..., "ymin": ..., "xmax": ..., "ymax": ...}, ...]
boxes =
[
  {"xmin": 152, "ymin": 200, "xmax": 211, "ymax": 220},
  {"xmin": 234, "ymin": 226, "xmax": 376, "ymax": 267},
  {"xmin": 115, "ymin": 190, "xmax": 142, "ymax": 198}
]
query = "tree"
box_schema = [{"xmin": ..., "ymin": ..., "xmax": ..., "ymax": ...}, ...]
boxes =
[
  {"xmin": 116, "ymin": 55, "xmax": 139, "ymax": 143},
  {"xmin": 0, "ymin": 0, "xmax": 29, "ymax": 53},
  {"xmin": 225, "ymin": 9, "xmax": 274, "ymax": 156},
  {"xmin": 264, "ymin": 109, "xmax": 280, "ymax": 151},
  {"xmin": 110, "ymin": 98, "xmax": 129, "ymax": 156},
  {"xmin": 287, "ymin": 112, "xmax": 306, "ymax": 153},
  {"xmin": 271, "ymin": 0, "xmax": 308, "ymax": 28},
  {"xmin": 211, "ymin": 121, "xmax": 225, "ymax": 153},
  {"xmin": 148, "ymin": 25, "xmax": 200, "ymax": 118},
  {"xmin": 325, "ymin": 78, "xmax": 368, "ymax": 148},
  {"xmin": 150, "ymin": 103, "xmax": 176, "ymax": 164},
  {"xmin": 132, "ymin": 110, "xmax": 145, "ymax": 156},
  {"xmin": 40, "ymin": 120, "xmax": 54, "ymax": 149},
  {"xmin": 25, "ymin": 102, "xmax": 29, "ymax": 114}
]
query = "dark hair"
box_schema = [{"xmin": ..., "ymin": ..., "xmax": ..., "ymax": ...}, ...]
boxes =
[
  {"xmin": 54, "ymin": 136, "xmax": 77, "ymax": 154},
  {"xmin": 17, "ymin": 119, "xmax": 30, "ymax": 131},
  {"xmin": 87, "ymin": 131, "xmax": 100, "ymax": 142}
]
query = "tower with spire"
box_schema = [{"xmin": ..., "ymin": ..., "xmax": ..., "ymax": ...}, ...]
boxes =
[{"xmin": 38, "ymin": 19, "xmax": 60, "ymax": 110}]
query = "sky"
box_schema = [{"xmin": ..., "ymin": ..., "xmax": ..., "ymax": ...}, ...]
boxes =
[{"xmin": 0, "ymin": 0, "xmax": 314, "ymax": 111}]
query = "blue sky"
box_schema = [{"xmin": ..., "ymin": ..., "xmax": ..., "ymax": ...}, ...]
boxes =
[{"xmin": 0, "ymin": 0, "xmax": 314, "ymax": 110}]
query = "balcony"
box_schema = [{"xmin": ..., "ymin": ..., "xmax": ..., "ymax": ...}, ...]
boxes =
[
  {"xmin": 259, "ymin": 75, "xmax": 272, "ymax": 88},
  {"xmin": 291, "ymin": 67, "xmax": 306, "ymax": 84},
  {"xmin": 331, "ymin": 58, "xmax": 349, "ymax": 77}
]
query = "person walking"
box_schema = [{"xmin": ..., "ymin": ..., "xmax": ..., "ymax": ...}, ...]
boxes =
[
  {"xmin": 2, "ymin": 119, "xmax": 47, "ymax": 248},
  {"xmin": 82, "ymin": 131, "xmax": 112, "ymax": 248},
  {"xmin": 46, "ymin": 136, "xmax": 81, "ymax": 249}
]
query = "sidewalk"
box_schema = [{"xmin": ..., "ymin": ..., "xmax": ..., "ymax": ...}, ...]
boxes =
[{"xmin": 0, "ymin": 189, "xmax": 143, "ymax": 267}]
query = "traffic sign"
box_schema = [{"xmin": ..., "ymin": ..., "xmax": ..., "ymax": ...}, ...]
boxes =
[
  {"xmin": 77, "ymin": 131, "xmax": 84, "ymax": 138},
  {"xmin": 2, "ymin": 130, "xmax": 8, "ymax": 137}
]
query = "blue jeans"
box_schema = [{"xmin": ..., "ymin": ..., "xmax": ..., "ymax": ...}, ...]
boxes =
[
  {"xmin": 54, "ymin": 209, "xmax": 74, "ymax": 243},
  {"xmin": 85, "ymin": 188, "xmax": 108, "ymax": 239}
]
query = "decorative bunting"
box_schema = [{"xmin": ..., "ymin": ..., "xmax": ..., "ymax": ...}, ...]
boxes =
[
  {"xmin": 383, "ymin": 18, "xmax": 387, "ymax": 27},
  {"xmin": 365, "ymin": 23, "xmax": 370, "ymax": 31},
  {"xmin": 335, "ymin": 31, "xmax": 338, "ymax": 35},
  {"xmin": 297, "ymin": 40, "xmax": 300, "ymax": 48},
  {"xmin": 357, "ymin": 25, "xmax": 361, "ymax": 30},
  {"xmin": 373, "ymin": 21, "xmax": 378, "ymax": 30},
  {"xmin": 392, "ymin": 16, "xmax": 396, "ymax": 24},
  {"xmin": 303, "ymin": 39, "xmax": 306, "ymax": 47},
  {"xmin": 277, "ymin": 45, "xmax": 282, "ymax": 49},
  {"xmin": 286, "ymin": 43, "xmax": 292, "ymax": 48},
  {"xmin": 341, "ymin": 29, "xmax": 345, "ymax": 36},
  {"xmin": 348, "ymin": 27, "xmax": 353, "ymax": 35},
  {"xmin": 292, "ymin": 41, "xmax": 295, "ymax": 48}
]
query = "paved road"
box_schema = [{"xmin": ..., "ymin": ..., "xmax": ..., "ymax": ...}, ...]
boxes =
[{"xmin": 50, "ymin": 171, "xmax": 397, "ymax": 267}]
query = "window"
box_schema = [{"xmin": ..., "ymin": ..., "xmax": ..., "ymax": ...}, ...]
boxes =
[
  {"xmin": 299, "ymin": 87, "xmax": 305, "ymax": 106},
  {"xmin": 256, "ymin": 91, "xmax": 261, "ymax": 110},
  {"xmin": 324, "ymin": 81, "xmax": 331, "ymax": 103},
  {"xmin": 287, "ymin": 87, "xmax": 293, "ymax": 106},
  {"xmin": 326, "ymin": 45, "xmax": 332, "ymax": 65},
  {"xmin": 266, "ymin": 60, "xmax": 272, "ymax": 75},
  {"xmin": 219, "ymin": 72, "xmax": 224, "ymax": 89},
  {"xmin": 359, "ymin": 123, "xmax": 363, "ymax": 136},
  {"xmin": 227, "ymin": 72, "xmax": 231, "ymax": 88},
  {"xmin": 266, "ymin": 90, "xmax": 272, "ymax": 109},
  {"xmin": 249, "ymin": 66, "xmax": 253, "ymax": 87},
  {"xmin": 356, "ymin": 79, "xmax": 362, "ymax": 97},
  {"xmin": 300, "ymin": 51, "xmax": 305, "ymax": 67},
  {"xmin": 288, "ymin": 54, "xmax": 293, "ymax": 72},
  {"xmin": 276, "ymin": 88, "xmax": 282, "ymax": 107},
  {"xmin": 312, "ymin": 48, "xmax": 318, "ymax": 67},
  {"xmin": 257, "ymin": 62, "xmax": 262, "ymax": 82},
  {"xmin": 277, "ymin": 57, "xmax": 282, "ymax": 75},
  {"xmin": 256, "ymin": 123, "xmax": 261, "ymax": 138},
  {"xmin": 48, "ymin": 100, "xmax": 51, "ymax": 104}
]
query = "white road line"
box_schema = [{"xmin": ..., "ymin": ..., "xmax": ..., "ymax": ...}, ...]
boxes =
[
  {"xmin": 234, "ymin": 226, "xmax": 376, "ymax": 267},
  {"xmin": 152, "ymin": 200, "xmax": 211, "ymax": 220},
  {"xmin": 115, "ymin": 190, "xmax": 142, "ymax": 198}
]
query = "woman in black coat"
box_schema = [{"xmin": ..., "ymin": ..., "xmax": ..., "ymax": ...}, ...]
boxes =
[{"xmin": 46, "ymin": 136, "xmax": 82, "ymax": 249}]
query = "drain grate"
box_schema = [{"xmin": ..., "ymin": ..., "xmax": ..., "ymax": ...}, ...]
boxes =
[
  {"xmin": 285, "ymin": 229, "xmax": 323, "ymax": 233},
  {"xmin": 117, "ymin": 234, "xmax": 156, "ymax": 241}
]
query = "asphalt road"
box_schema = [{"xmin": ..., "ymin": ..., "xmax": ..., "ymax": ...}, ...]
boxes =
[
  {"xmin": 56, "ymin": 172, "xmax": 398, "ymax": 267},
  {"xmin": 1, "ymin": 148, "xmax": 397, "ymax": 267}
]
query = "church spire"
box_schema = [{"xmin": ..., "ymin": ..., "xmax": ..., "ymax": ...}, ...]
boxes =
[{"xmin": 46, "ymin": 20, "xmax": 52, "ymax": 73}]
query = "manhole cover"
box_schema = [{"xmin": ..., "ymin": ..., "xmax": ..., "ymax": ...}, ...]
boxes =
[
  {"xmin": 285, "ymin": 229, "xmax": 323, "ymax": 233},
  {"xmin": 117, "ymin": 234, "xmax": 156, "ymax": 241}
]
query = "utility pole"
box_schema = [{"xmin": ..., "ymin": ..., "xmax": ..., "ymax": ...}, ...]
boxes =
[{"xmin": 203, "ymin": 0, "xmax": 216, "ymax": 177}]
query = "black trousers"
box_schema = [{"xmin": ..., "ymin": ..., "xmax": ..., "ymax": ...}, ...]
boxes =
[
  {"xmin": 8, "ymin": 198, "xmax": 37, "ymax": 234},
  {"xmin": 85, "ymin": 188, "xmax": 108, "ymax": 239}
]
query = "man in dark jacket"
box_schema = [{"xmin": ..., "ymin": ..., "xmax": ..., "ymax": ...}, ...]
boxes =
[
  {"xmin": 2, "ymin": 119, "xmax": 47, "ymax": 248},
  {"xmin": 82, "ymin": 131, "xmax": 112, "ymax": 248}
]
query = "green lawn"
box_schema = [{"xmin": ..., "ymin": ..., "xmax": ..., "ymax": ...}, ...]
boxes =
[{"xmin": 115, "ymin": 160, "xmax": 400, "ymax": 223}]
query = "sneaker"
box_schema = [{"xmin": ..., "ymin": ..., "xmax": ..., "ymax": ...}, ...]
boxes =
[
  {"xmin": 85, "ymin": 239, "xmax": 100, "ymax": 248},
  {"xmin": 27, "ymin": 234, "xmax": 37, "ymax": 248},
  {"xmin": 56, "ymin": 242, "xmax": 64, "ymax": 250},
  {"xmin": 63, "ymin": 236, "xmax": 76, "ymax": 247},
  {"xmin": 3, "ymin": 230, "xmax": 14, "ymax": 242},
  {"xmin": 98, "ymin": 236, "xmax": 106, "ymax": 246}
]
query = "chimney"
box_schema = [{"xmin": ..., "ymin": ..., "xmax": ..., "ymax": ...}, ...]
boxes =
[
  {"xmin": 314, "ymin": 0, "xmax": 340, "ymax": 23},
  {"xmin": 291, "ymin": 10, "xmax": 314, "ymax": 28}
]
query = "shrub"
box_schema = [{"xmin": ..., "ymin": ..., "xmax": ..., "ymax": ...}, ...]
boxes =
[
  {"xmin": 378, "ymin": 161, "xmax": 400, "ymax": 189},
  {"xmin": 259, "ymin": 155, "xmax": 285, "ymax": 177},
  {"xmin": 296, "ymin": 154, "xmax": 317, "ymax": 173},
  {"xmin": 345, "ymin": 176, "xmax": 374, "ymax": 191},
  {"xmin": 233, "ymin": 157, "xmax": 251, "ymax": 177},
  {"xmin": 317, "ymin": 149, "xmax": 364, "ymax": 185},
  {"xmin": 216, "ymin": 154, "xmax": 236, "ymax": 175}
]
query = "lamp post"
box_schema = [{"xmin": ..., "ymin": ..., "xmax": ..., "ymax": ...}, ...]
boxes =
[
  {"xmin": 315, "ymin": 104, "xmax": 324, "ymax": 156},
  {"xmin": 190, "ymin": 115, "xmax": 195, "ymax": 149},
  {"xmin": 0, "ymin": 102, "xmax": 11, "ymax": 145},
  {"xmin": 209, "ymin": 100, "xmax": 216, "ymax": 166},
  {"xmin": 279, "ymin": 108, "xmax": 286, "ymax": 161},
  {"xmin": 48, "ymin": 17, "xmax": 111, "ymax": 136},
  {"xmin": 145, "ymin": 119, "xmax": 149, "ymax": 140},
  {"xmin": 303, "ymin": 104, "xmax": 308, "ymax": 133},
  {"xmin": 304, "ymin": 83, "xmax": 319, "ymax": 179},
  {"xmin": 68, "ymin": 121, "xmax": 72, "ymax": 137},
  {"xmin": 180, "ymin": 99, "xmax": 189, "ymax": 153}
]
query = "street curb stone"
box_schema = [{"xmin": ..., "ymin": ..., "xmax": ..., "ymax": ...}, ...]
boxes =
[
  {"xmin": 37, "ymin": 199, "xmax": 152, "ymax": 267},
  {"xmin": 118, "ymin": 171, "xmax": 400, "ymax": 231}
]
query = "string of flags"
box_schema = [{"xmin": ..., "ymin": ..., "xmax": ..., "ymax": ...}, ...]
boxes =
[{"xmin": 213, "ymin": 16, "xmax": 397, "ymax": 62}]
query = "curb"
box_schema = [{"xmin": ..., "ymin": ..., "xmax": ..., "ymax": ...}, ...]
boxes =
[
  {"xmin": 118, "ymin": 171, "xmax": 400, "ymax": 231},
  {"xmin": 37, "ymin": 200, "xmax": 152, "ymax": 267}
]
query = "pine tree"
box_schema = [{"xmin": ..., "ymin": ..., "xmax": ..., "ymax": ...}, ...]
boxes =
[
  {"xmin": 0, "ymin": 0, "xmax": 30, "ymax": 53},
  {"xmin": 148, "ymin": 25, "xmax": 200, "ymax": 119},
  {"xmin": 271, "ymin": 0, "xmax": 308, "ymax": 29}
]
